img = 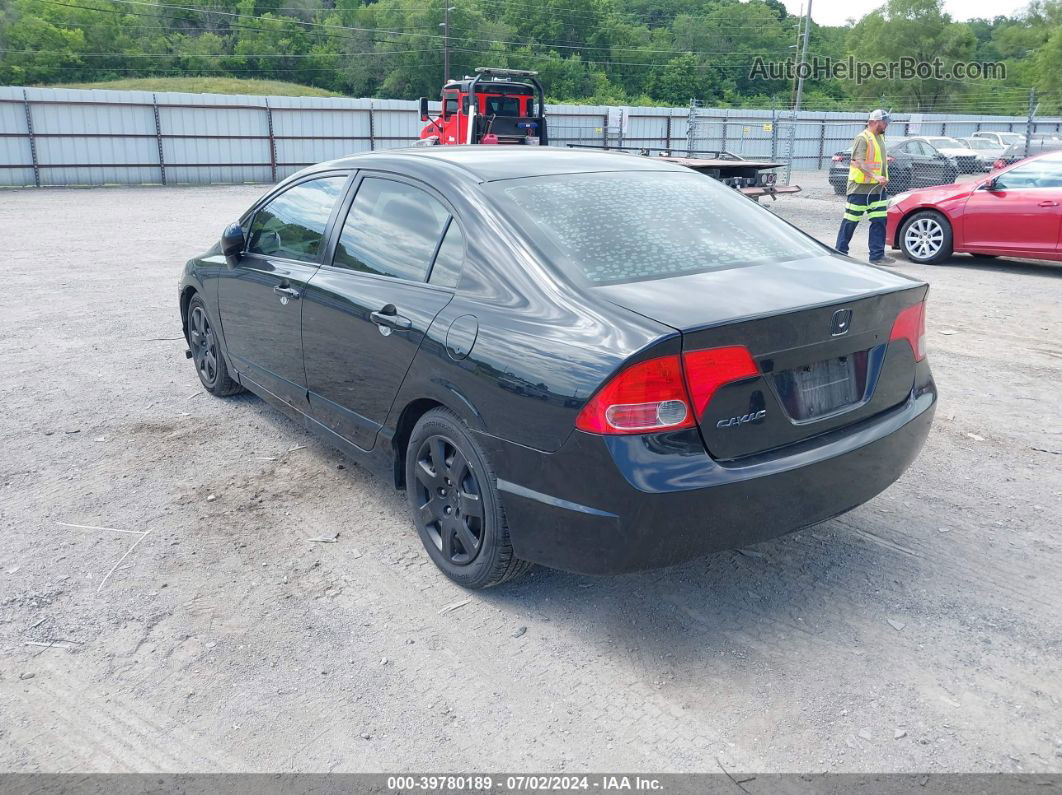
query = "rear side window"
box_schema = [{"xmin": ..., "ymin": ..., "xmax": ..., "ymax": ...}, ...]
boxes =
[
  {"xmin": 428, "ymin": 221, "xmax": 465, "ymax": 288},
  {"xmin": 333, "ymin": 178, "xmax": 450, "ymax": 281},
  {"xmin": 488, "ymin": 171, "xmax": 824, "ymax": 285},
  {"xmin": 247, "ymin": 176, "xmax": 346, "ymax": 262}
]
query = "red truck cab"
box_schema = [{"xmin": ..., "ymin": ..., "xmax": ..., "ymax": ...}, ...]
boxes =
[{"xmin": 419, "ymin": 67, "xmax": 548, "ymax": 146}]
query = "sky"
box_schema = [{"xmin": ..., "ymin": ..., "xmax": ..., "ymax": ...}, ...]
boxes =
[{"xmin": 781, "ymin": 0, "xmax": 1031, "ymax": 26}]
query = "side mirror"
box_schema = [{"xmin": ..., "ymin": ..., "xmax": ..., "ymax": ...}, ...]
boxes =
[
  {"xmin": 979, "ymin": 177, "xmax": 998, "ymax": 191},
  {"xmin": 419, "ymin": 97, "xmax": 429, "ymax": 122},
  {"xmin": 221, "ymin": 222, "xmax": 245, "ymax": 267}
]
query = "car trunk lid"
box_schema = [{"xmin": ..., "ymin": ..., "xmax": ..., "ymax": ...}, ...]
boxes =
[{"xmin": 596, "ymin": 255, "xmax": 928, "ymax": 460}]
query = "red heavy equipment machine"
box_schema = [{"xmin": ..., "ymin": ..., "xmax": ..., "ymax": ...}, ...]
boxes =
[
  {"xmin": 418, "ymin": 67, "xmax": 548, "ymax": 146},
  {"xmin": 417, "ymin": 66, "xmax": 798, "ymax": 201}
]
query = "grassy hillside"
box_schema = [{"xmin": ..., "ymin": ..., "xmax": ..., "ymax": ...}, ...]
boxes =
[{"xmin": 48, "ymin": 77, "xmax": 341, "ymax": 97}]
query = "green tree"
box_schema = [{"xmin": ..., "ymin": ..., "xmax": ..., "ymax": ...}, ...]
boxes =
[{"xmin": 844, "ymin": 0, "xmax": 977, "ymax": 111}]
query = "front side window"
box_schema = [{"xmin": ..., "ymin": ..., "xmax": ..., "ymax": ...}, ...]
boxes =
[
  {"xmin": 333, "ymin": 178, "xmax": 450, "ymax": 281},
  {"xmin": 995, "ymin": 158, "xmax": 1062, "ymax": 189},
  {"xmin": 443, "ymin": 94, "xmax": 458, "ymax": 118},
  {"xmin": 247, "ymin": 176, "xmax": 347, "ymax": 262},
  {"xmin": 488, "ymin": 171, "xmax": 825, "ymax": 285}
]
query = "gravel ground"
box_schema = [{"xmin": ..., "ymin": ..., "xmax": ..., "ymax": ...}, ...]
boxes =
[{"xmin": 1, "ymin": 172, "xmax": 1060, "ymax": 774}]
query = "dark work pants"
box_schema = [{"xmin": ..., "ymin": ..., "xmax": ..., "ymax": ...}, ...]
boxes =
[{"xmin": 835, "ymin": 192, "xmax": 888, "ymax": 261}]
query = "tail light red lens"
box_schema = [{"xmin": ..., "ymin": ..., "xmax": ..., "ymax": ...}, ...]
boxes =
[
  {"xmin": 890, "ymin": 301, "xmax": 927, "ymax": 361},
  {"xmin": 831, "ymin": 154, "xmax": 844, "ymax": 162},
  {"xmin": 682, "ymin": 346, "xmax": 760, "ymax": 417},
  {"xmin": 576, "ymin": 346, "xmax": 760, "ymax": 435},
  {"xmin": 575, "ymin": 355, "xmax": 695, "ymax": 434},
  {"xmin": 993, "ymin": 159, "xmax": 1004, "ymax": 170}
]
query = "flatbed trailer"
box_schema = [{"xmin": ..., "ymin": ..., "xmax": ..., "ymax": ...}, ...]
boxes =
[{"xmin": 565, "ymin": 144, "xmax": 801, "ymax": 201}]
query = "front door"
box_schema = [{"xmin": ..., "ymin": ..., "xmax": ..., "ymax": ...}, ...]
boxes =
[
  {"xmin": 218, "ymin": 173, "xmax": 350, "ymax": 408},
  {"xmin": 962, "ymin": 158, "xmax": 1062, "ymax": 255},
  {"xmin": 302, "ymin": 174, "xmax": 465, "ymax": 450}
]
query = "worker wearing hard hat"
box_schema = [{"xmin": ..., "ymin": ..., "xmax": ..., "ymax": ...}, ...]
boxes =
[{"xmin": 836, "ymin": 109, "xmax": 894, "ymax": 265}]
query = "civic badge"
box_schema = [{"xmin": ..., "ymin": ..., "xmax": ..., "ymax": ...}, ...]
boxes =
[{"xmin": 831, "ymin": 308, "xmax": 853, "ymax": 336}]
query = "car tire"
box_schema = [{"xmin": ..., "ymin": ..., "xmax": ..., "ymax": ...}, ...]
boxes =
[
  {"xmin": 899, "ymin": 210, "xmax": 954, "ymax": 265},
  {"xmin": 832, "ymin": 183, "xmax": 846, "ymax": 195},
  {"xmin": 187, "ymin": 294, "xmax": 244, "ymax": 397},
  {"xmin": 405, "ymin": 407, "xmax": 532, "ymax": 589}
]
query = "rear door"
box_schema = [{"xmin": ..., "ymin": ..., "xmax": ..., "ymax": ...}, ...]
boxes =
[
  {"xmin": 962, "ymin": 158, "xmax": 1062, "ymax": 254},
  {"xmin": 301, "ymin": 173, "xmax": 461, "ymax": 451},
  {"xmin": 218, "ymin": 172, "xmax": 350, "ymax": 408}
]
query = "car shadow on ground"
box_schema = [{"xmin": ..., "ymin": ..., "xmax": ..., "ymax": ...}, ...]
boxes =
[{"xmin": 231, "ymin": 377, "xmax": 921, "ymax": 676}]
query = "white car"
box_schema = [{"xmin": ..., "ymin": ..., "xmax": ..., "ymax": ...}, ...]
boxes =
[
  {"xmin": 910, "ymin": 136, "xmax": 982, "ymax": 173},
  {"xmin": 962, "ymin": 137, "xmax": 1004, "ymax": 171},
  {"xmin": 971, "ymin": 131, "xmax": 1024, "ymax": 149}
]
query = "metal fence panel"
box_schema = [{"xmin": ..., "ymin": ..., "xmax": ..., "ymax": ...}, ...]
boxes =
[{"xmin": 2, "ymin": 85, "xmax": 1061, "ymax": 187}]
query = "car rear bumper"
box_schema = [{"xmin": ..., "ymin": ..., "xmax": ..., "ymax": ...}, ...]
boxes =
[{"xmin": 478, "ymin": 369, "xmax": 936, "ymax": 575}]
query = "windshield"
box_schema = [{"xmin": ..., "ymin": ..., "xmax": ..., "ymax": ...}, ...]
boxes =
[
  {"xmin": 1000, "ymin": 133, "xmax": 1022, "ymax": 144},
  {"xmin": 928, "ymin": 138, "xmax": 960, "ymax": 148},
  {"xmin": 486, "ymin": 171, "xmax": 826, "ymax": 285},
  {"xmin": 965, "ymin": 139, "xmax": 994, "ymax": 150}
]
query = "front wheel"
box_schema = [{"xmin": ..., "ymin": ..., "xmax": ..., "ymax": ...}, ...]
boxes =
[
  {"xmin": 899, "ymin": 210, "xmax": 954, "ymax": 265},
  {"xmin": 405, "ymin": 408, "xmax": 532, "ymax": 589},
  {"xmin": 187, "ymin": 295, "xmax": 243, "ymax": 396}
]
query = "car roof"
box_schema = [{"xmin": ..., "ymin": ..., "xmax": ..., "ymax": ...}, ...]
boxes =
[{"xmin": 314, "ymin": 146, "xmax": 693, "ymax": 183}]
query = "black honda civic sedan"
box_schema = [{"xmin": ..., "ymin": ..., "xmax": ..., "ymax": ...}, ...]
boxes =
[{"xmin": 180, "ymin": 147, "xmax": 936, "ymax": 588}]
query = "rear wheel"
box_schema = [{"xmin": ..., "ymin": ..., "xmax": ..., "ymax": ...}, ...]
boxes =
[
  {"xmin": 405, "ymin": 408, "xmax": 531, "ymax": 589},
  {"xmin": 832, "ymin": 183, "xmax": 846, "ymax": 195},
  {"xmin": 899, "ymin": 210, "xmax": 953, "ymax": 265},
  {"xmin": 187, "ymin": 295, "xmax": 243, "ymax": 396}
]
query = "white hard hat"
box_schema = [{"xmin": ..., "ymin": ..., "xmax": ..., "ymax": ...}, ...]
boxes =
[{"xmin": 869, "ymin": 109, "xmax": 891, "ymax": 123}]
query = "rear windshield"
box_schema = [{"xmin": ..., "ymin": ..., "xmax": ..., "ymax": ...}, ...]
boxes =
[{"xmin": 486, "ymin": 170, "xmax": 825, "ymax": 285}]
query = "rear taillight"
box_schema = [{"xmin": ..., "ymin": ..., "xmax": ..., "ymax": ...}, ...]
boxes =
[
  {"xmin": 831, "ymin": 154, "xmax": 844, "ymax": 162},
  {"xmin": 886, "ymin": 155, "xmax": 895, "ymax": 164},
  {"xmin": 681, "ymin": 346, "xmax": 759, "ymax": 417},
  {"xmin": 993, "ymin": 159, "xmax": 1004, "ymax": 169},
  {"xmin": 575, "ymin": 346, "xmax": 760, "ymax": 435},
  {"xmin": 890, "ymin": 301, "xmax": 927, "ymax": 361},
  {"xmin": 575, "ymin": 355, "xmax": 695, "ymax": 434}
]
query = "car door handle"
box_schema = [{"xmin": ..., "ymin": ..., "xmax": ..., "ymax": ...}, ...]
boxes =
[
  {"xmin": 1038, "ymin": 200, "xmax": 1059, "ymax": 207},
  {"xmin": 370, "ymin": 307, "xmax": 413, "ymax": 331},
  {"xmin": 273, "ymin": 285, "xmax": 301, "ymax": 300}
]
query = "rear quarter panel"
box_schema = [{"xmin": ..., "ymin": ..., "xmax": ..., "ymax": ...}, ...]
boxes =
[{"xmin": 383, "ymin": 180, "xmax": 673, "ymax": 454}]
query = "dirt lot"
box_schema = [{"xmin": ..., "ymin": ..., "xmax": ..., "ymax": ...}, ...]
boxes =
[{"xmin": 1, "ymin": 173, "xmax": 1060, "ymax": 774}]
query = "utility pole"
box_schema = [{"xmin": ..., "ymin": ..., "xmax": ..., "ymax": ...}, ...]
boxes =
[
  {"xmin": 784, "ymin": 0, "xmax": 812, "ymax": 186},
  {"xmin": 1024, "ymin": 87, "xmax": 1037, "ymax": 159},
  {"xmin": 439, "ymin": 5, "xmax": 455, "ymax": 84},
  {"xmin": 789, "ymin": 1, "xmax": 804, "ymax": 107}
]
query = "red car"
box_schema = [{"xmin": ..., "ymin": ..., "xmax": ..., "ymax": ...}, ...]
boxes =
[{"xmin": 887, "ymin": 149, "xmax": 1062, "ymax": 264}]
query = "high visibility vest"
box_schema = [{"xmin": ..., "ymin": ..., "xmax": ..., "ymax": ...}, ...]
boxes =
[{"xmin": 848, "ymin": 130, "xmax": 887, "ymax": 184}]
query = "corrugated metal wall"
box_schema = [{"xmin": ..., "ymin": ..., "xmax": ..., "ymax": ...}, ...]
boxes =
[{"xmin": 2, "ymin": 85, "xmax": 1061, "ymax": 187}]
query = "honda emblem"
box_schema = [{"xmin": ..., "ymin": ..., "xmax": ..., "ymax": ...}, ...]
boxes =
[{"xmin": 831, "ymin": 308, "xmax": 853, "ymax": 336}]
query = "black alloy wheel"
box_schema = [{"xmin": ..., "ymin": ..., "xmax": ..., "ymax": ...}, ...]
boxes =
[
  {"xmin": 189, "ymin": 304, "xmax": 219, "ymax": 388},
  {"xmin": 413, "ymin": 434, "xmax": 485, "ymax": 566},
  {"xmin": 186, "ymin": 295, "xmax": 243, "ymax": 397},
  {"xmin": 405, "ymin": 408, "xmax": 531, "ymax": 588}
]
